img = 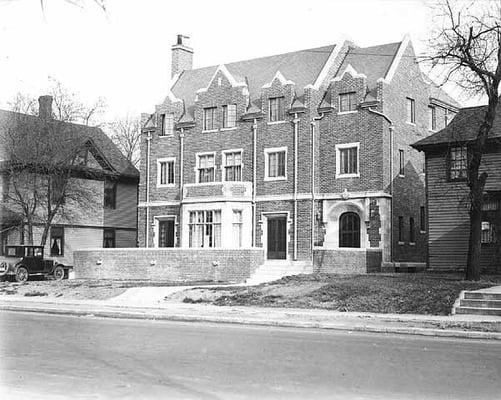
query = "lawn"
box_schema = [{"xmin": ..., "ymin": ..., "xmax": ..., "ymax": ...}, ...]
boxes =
[{"xmin": 179, "ymin": 273, "xmax": 499, "ymax": 315}]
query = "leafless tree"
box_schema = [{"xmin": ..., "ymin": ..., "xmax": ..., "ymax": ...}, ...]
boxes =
[
  {"xmin": 105, "ymin": 115, "xmax": 141, "ymax": 167},
  {"xmin": 427, "ymin": 0, "xmax": 501, "ymax": 280}
]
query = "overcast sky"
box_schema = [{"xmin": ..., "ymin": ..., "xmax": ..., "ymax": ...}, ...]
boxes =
[{"xmin": 0, "ymin": 0, "xmax": 463, "ymax": 120}]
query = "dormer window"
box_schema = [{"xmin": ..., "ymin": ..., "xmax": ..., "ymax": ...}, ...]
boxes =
[
  {"xmin": 222, "ymin": 104, "xmax": 237, "ymax": 128},
  {"xmin": 160, "ymin": 113, "xmax": 174, "ymax": 136},
  {"xmin": 339, "ymin": 92, "xmax": 357, "ymax": 113},
  {"xmin": 203, "ymin": 107, "xmax": 217, "ymax": 131},
  {"xmin": 269, "ymin": 97, "xmax": 285, "ymax": 122}
]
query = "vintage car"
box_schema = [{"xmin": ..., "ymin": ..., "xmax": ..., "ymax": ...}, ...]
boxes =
[{"xmin": 0, "ymin": 245, "xmax": 72, "ymax": 283}]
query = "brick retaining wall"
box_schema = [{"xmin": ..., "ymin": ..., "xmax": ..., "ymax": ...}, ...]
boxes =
[
  {"xmin": 74, "ymin": 248, "xmax": 264, "ymax": 283},
  {"xmin": 313, "ymin": 248, "xmax": 382, "ymax": 274}
]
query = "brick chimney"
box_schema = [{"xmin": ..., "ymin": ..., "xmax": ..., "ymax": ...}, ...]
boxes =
[
  {"xmin": 38, "ymin": 95, "xmax": 53, "ymax": 120},
  {"xmin": 171, "ymin": 34, "xmax": 193, "ymax": 78}
]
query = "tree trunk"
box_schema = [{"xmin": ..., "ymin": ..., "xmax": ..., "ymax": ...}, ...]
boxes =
[
  {"xmin": 466, "ymin": 204, "xmax": 482, "ymax": 281},
  {"xmin": 40, "ymin": 224, "xmax": 50, "ymax": 248}
]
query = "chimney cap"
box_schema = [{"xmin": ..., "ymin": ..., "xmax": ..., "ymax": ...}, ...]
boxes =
[{"xmin": 172, "ymin": 34, "xmax": 192, "ymax": 52}]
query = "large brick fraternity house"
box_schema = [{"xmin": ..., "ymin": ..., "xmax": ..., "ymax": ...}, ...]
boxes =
[
  {"xmin": 0, "ymin": 96, "xmax": 139, "ymax": 265},
  {"xmin": 139, "ymin": 34, "xmax": 459, "ymax": 273},
  {"xmin": 413, "ymin": 104, "xmax": 501, "ymax": 273}
]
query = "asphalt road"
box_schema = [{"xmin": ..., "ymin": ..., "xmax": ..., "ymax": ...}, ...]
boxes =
[{"xmin": 0, "ymin": 311, "xmax": 500, "ymax": 400}]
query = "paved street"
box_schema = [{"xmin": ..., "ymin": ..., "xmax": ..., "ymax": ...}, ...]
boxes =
[{"xmin": 0, "ymin": 311, "xmax": 500, "ymax": 400}]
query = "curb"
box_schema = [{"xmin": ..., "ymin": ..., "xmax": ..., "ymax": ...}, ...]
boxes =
[{"xmin": 2, "ymin": 303, "xmax": 500, "ymax": 340}]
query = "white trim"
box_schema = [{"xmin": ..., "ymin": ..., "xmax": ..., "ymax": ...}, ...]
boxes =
[
  {"xmin": 156, "ymin": 157, "xmax": 176, "ymax": 188},
  {"xmin": 264, "ymin": 146, "xmax": 288, "ymax": 182},
  {"xmin": 335, "ymin": 142, "xmax": 360, "ymax": 179},
  {"xmin": 196, "ymin": 64, "xmax": 247, "ymax": 94},
  {"xmin": 331, "ymin": 64, "xmax": 367, "ymax": 82},
  {"xmin": 382, "ymin": 34, "xmax": 410, "ymax": 83},
  {"xmin": 220, "ymin": 127, "xmax": 237, "ymax": 132},
  {"xmin": 267, "ymin": 120, "xmax": 287, "ymax": 126},
  {"xmin": 312, "ymin": 39, "xmax": 346, "ymax": 89},
  {"xmin": 262, "ymin": 71, "xmax": 295, "ymax": 89},
  {"xmin": 221, "ymin": 148, "xmax": 244, "ymax": 183},
  {"xmin": 202, "ymin": 129, "xmax": 218, "ymax": 134},
  {"xmin": 195, "ymin": 151, "xmax": 217, "ymax": 184},
  {"xmin": 138, "ymin": 201, "xmax": 181, "ymax": 208},
  {"xmin": 153, "ymin": 215, "xmax": 178, "ymax": 248},
  {"xmin": 337, "ymin": 111, "xmax": 358, "ymax": 116}
]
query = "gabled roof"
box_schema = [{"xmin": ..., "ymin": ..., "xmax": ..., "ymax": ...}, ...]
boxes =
[
  {"xmin": 412, "ymin": 104, "xmax": 501, "ymax": 150},
  {"xmin": 171, "ymin": 45, "xmax": 336, "ymax": 107},
  {"xmin": 0, "ymin": 109, "xmax": 139, "ymax": 179}
]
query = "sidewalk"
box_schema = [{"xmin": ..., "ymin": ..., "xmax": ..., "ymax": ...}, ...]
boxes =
[{"xmin": 1, "ymin": 286, "xmax": 501, "ymax": 340}]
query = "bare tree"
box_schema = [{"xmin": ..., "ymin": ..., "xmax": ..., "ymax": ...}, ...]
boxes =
[
  {"xmin": 105, "ymin": 114, "xmax": 141, "ymax": 167},
  {"xmin": 427, "ymin": 0, "xmax": 501, "ymax": 280}
]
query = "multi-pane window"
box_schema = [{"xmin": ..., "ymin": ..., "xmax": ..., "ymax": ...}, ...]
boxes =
[
  {"xmin": 203, "ymin": 107, "xmax": 216, "ymax": 131},
  {"xmin": 269, "ymin": 96, "xmax": 285, "ymax": 122},
  {"xmin": 188, "ymin": 210, "xmax": 221, "ymax": 248},
  {"xmin": 339, "ymin": 92, "xmax": 357, "ymax": 112},
  {"xmin": 50, "ymin": 226, "xmax": 64, "ymax": 256},
  {"xmin": 266, "ymin": 150, "xmax": 286, "ymax": 179},
  {"xmin": 399, "ymin": 149, "xmax": 405, "ymax": 176},
  {"xmin": 232, "ymin": 210, "xmax": 243, "ymax": 247},
  {"xmin": 222, "ymin": 104, "xmax": 237, "ymax": 128},
  {"xmin": 398, "ymin": 216, "xmax": 404, "ymax": 242},
  {"xmin": 449, "ymin": 146, "xmax": 468, "ymax": 180},
  {"xmin": 420, "ymin": 206, "xmax": 426, "ymax": 232},
  {"xmin": 224, "ymin": 151, "xmax": 242, "ymax": 181},
  {"xmin": 198, "ymin": 154, "xmax": 215, "ymax": 183},
  {"xmin": 160, "ymin": 113, "xmax": 174, "ymax": 136},
  {"xmin": 339, "ymin": 212, "xmax": 360, "ymax": 248},
  {"xmin": 104, "ymin": 180, "xmax": 117, "ymax": 209},
  {"xmin": 428, "ymin": 106, "xmax": 436, "ymax": 131},
  {"xmin": 409, "ymin": 217, "xmax": 415, "ymax": 243},
  {"xmin": 406, "ymin": 97, "xmax": 415, "ymax": 124},
  {"xmin": 337, "ymin": 146, "xmax": 358, "ymax": 176},
  {"xmin": 103, "ymin": 228, "xmax": 116, "ymax": 248},
  {"xmin": 158, "ymin": 159, "xmax": 175, "ymax": 186}
]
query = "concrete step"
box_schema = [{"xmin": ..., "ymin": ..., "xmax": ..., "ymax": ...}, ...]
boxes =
[
  {"xmin": 464, "ymin": 292, "xmax": 501, "ymax": 301},
  {"xmin": 381, "ymin": 262, "xmax": 426, "ymax": 273},
  {"xmin": 455, "ymin": 307, "xmax": 501, "ymax": 316},
  {"xmin": 459, "ymin": 299, "xmax": 501, "ymax": 308},
  {"xmin": 245, "ymin": 262, "xmax": 313, "ymax": 285}
]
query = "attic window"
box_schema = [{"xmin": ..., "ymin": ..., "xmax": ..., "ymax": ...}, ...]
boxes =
[
  {"xmin": 406, "ymin": 97, "xmax": 416, "ymax": 124},
  {"xmin": 74, "ymin": 148, "xmax": 88, "ymax": 166},
  {"xmin": 222, "ymin": 104, "xmax": 237, "ymax": 128},
  {"xmin": 160, "ymin": 113, "xmax": 174, "ymax": 136},
  {"xmin": 269, "ymin": 97, "xmax": 285, "ymax": 122},
  {"xmin": 339, "ymin": 92, "xmax": 357, "ymax": 113}
]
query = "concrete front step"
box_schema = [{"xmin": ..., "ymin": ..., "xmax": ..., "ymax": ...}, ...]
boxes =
[
  {"xmin": 455, "ymin": 307, "xmax": 501, "ymax": 316},
  {"xmin": 381, "ymin": 262, "xmax": 426, "ymax": 273},
  {"xmin": 464, "ymin": 292, "xmax": 501, "ymax": 300},
  {"xmin": 245, "ymin": 262, "xmax": 313, "ymax": 285},
  {"xmin": 459, "ymin": 299, "xmax": 501, "ymax": 308}
]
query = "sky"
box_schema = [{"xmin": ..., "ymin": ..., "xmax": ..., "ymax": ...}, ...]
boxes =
[{"xmin": 0, "ymin": 0, "xmax": 466, "ymax": 120}]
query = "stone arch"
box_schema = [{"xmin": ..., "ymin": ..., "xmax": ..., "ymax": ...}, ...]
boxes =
[{"xmin": 323, "ymin": 201, "xmax": 366, "ymax": 248}]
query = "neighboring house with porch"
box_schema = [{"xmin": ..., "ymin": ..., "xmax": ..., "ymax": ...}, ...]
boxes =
[
  {"xmin": 139, "ymin": 34, "xmax": 458, "ymax": 275},
  {"xmin": 412, "ymin": 104, "xmax": 501, "ymax": 273},
  {"xmin": 0, "ymin": 96, "xmax": 139, "ymax": 265}
]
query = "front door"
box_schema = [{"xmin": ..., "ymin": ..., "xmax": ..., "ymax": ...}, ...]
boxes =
[
  {"xmin": 267, "ymin": 216, "xmax": 287, "ymax": 260},
  {"xmin": 158, "ymin": 220, "xmax": 175, "ymax": 247}
]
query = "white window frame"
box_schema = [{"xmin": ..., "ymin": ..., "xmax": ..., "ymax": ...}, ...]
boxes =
[
  {"xmin": 338, "ymin": 92, "xmax": 358, "ymax": 115},
  {"xmin": 268, "ymin": 96, "xmax": 285, "ymax": 124},
  {"xmin": 406, "ymin": 97, "xmax": 416, "ymax": 125},
  {"xmin": 160, "ymin": 113, "xmax": 174, "ymax": 137},
  {"xmin": 232, "ymin": 209, "xmax": 243, "ymax": 248},
  {"xmin": 335, "ymin": 142, "xmax": 360, "ymax": 179},
  {"xmin": 195, "ymin": 151, "xmax": 217, "ymax": 184},
  {"xmin": 221, "ymin": 104, "xmax": 237, "ymax": 130},
  {"xmin": 264, "ymin": 146, "xmax": 287, "ymax": 181},
  {"xmin": 202, "ymin": 107, "xmax": 217, "ymax": 132},
  {"xmin": 157, "ymin": 157, "xmax": 176, "ymax": 187},
  {"xmin": 222, "ymin": 149, "xmax": 244, "ymax": 182},
  {"xmin": 428, "ymin": 106, "xmax": 436, "ymax": 131}
]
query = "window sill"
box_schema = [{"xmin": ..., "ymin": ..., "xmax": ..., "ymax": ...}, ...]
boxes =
[
  {"xmin": 157, "ymin": 184, "xmax": 176, "ymax": 188},
  {"xmin": 202, "ymin": 129, "xmax": 218, "ymax": 133},
  {"xmin": 220, "ymin": 127, "xmax": 237, "ymax": 131},
  {"xmin": 398, "ymin": 241, "xmax": 405, "ymax": 246},
  {"xmin": 398, "ymin": 174, "xmax": 405, "ymax": 178},
  {"xmin": 267, "ymin": 121, "xmax": 286, "ymax": 125},
  {"xmin": 193, "ymin": 181, "xmax": 219, "ymax": 186},
  {"xmin": 336, "ymin": 173, "xmax": 360, "ymax": 179},
  {"xmin": 406, "ymin": 121, "xmax": 416, "ymax": 126},
  {"xmin": 337, "ymin": 110, "xmax": 358, "ymax": 115},
  {"xmin": 420, "ymin": 230, "xmax": 426, "ymax": 234},
  {"xmin": 409, "ymin": 242, "xmax": 416, "ymax": 246},
  {"xmin": 264, "ymin": 176, "xmax": 287, "ymax": 182},
  {"xmin": 158, "ymin": 134, "xmax": 175, "ymax": 138}
]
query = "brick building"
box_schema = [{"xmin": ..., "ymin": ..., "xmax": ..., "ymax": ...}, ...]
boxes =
[
  {"xmin": 413, "ymin": 104, "xmax": 501, "ymax": 273},
  {"xmin": 0, "ymin": 96, "xmax": 139, "ymax": 265},
  {"xmin": 139, "ymin": 35, "xmax": 458, "ymax": 273}
]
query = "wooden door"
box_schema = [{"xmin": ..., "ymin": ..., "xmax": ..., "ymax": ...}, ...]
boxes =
[{"xmin": 267, "ymin": 216, "xmax": 287, "ymax": 260}]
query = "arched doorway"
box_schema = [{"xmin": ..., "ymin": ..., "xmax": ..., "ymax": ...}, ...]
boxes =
[{"xmin": 339, "ymin": 212, "xmax": 360, "ymax": 248}]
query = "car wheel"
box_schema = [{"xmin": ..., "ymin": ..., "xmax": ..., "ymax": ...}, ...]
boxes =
[
  {"xmin": 15, "ymin": 266, "xmax": 29, "ymax": 283},
  {"xmin": 53, "ymin": 265, "xmax": 65, "ymax": 281}
]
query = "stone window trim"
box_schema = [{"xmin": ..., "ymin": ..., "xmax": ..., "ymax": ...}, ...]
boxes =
[
  {"xmin": 221, "ymin": 148, "xmax": 244, "ymax": 182},
  {"xmin": 268, "ymin": 96, "xmax": 285, "ymax": 123},
  {"xmin": 195, "ymin": 151, "xmax": 216, "ymax": 184},
  {"xmin": 264, "ymin": 146, "xmax": 287, "ymax": 181},
  {"xmin": 335, "ymin": 142, "xmax": 360, "ymax": 179},
  {"xmin": 406, "ymin": 97, "xmax": 416, "ymax": 125},
  {"xmin": 157, "ymin": 157, "xmax": 176, "ymax": 188},
  {"xmin": 222, "ymin": 104, "xmax": 237, "ymax": 129},
  {"xmin": 338, "ymin": 92, "xmax": 358, "ymax": 114}
]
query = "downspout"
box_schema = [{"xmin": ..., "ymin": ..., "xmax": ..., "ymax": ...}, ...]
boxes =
[
  {"xmin": 311, "ymin": 113, "xmax": 326, "ymax": 262},
  {"xmin": 252, "ymin": 119, "xmax": 257, "ymax": 247},
  {"xmin": 367, "ymin": 107, "xmax": 394, "ymax": 262},
  {"xmin": 293, "ymin": 113, "xmax": 299, "ymax": 261},
  {"xmin": 145, "ymin": 131, "xmax": 152, "ymax": 248},
  {"xmin": 179, "ymin": 129, "xmax": 185, "ymax": 247}
]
